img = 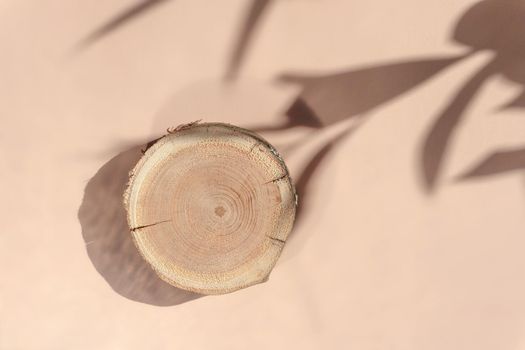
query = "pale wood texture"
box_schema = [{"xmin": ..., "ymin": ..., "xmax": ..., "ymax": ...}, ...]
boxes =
[{"xmin": 124, "ymin": 122, "xmax": 297, "ymax": 295}]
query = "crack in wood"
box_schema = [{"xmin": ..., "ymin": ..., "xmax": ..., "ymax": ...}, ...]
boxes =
[
  {"xmin": 266, "ymin": 235, "xmax": 286, "ymax": 245},
  {"xmin": 131, "ymin": 220, "xmax": 172, "ymax": 232},
  {"xmin": 264, "ymin": 173, "xmax": 289, "ymax": 185},
  {"xmin": 249, "ymin": 141, "xmax": 261, "ymax": 153}
]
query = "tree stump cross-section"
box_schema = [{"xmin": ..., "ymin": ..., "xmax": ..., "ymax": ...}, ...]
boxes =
[{"xmin": 124, "ymin": 122, "xmax": 297, "ymax": 295}]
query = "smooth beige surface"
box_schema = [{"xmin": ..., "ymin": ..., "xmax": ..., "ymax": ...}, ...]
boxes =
[{"xmin": 1, "ymin": 0, "xmax": 525, "ymax": 349}]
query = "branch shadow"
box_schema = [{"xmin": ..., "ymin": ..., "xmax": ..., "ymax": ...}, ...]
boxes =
[{"xmin": 78, "ymin": 144, "xmax": 201, "ymax": 306}]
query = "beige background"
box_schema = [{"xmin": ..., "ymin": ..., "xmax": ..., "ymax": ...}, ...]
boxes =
[{"xmin": 2, "ymin": 0, "xmax": 525, "ymax": 349}]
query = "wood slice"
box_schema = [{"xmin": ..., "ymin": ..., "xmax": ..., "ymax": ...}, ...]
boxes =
[{"xmin": 124, "ymin": 122, "xmax": 297, "ymax": 295}]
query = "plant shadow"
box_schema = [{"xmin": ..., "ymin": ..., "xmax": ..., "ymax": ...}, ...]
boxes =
[
  {"xmin": 421, "ymin": 0, "xmax": 525, "ymax": 189},
  {"xmin": 458, "ymin": 147, "xmax": 525, "ymax": 180},
  {"xmin": 270, "ymin": 0, "xmax": 525, "ymax": 193},
  {"xmin": 224, "ymin": 0, "xmax": 273, "ymax": 80},
  {"xmin": 78, "ymin": 144, "xmax": 201, "ymax": 306},
  {"xmin": 243, "ymin": 54, "xmax": 470, "ymax": 216},
  {"xmin": 77, "ymin": 0, "xmax": 525, "ymax": 192},
  {"xmin": 76, "ymin": 0, "xmax": 273, "ymax": 78},
  {"xmin": 76, "ymin": 0, "xmax": 525, "ymax": 304},
  {"xmin": 76, "ymin": 0, "xmax": 171, "ymax": 50},
  {"xmin": 253, "ymin": 54, "xmax": 469, "ymax": 132}
]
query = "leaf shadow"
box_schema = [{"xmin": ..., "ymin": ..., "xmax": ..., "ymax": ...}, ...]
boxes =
[
  {"xmin": 268, "ymin": 0, "xmax": 525, "ymax": 195},
  {"xmin": 421, "ymin": 0, "xmax": 525, "ymax": 191},
  {"xmin": 76, "ymin": 0, "xmax": 171, "ymax": 50},
  {"xmin": 224, "ymin": 0, "xmax": 274, "ymax": 81},
  {"xmin": 74, "ymin": 0, "xmax": 525, "ymax": 192},
  {"xmin": 247, "ymin": 55, "xmax": 471, "ymax": 209},
  {"xmin": 458, "ymin": 147, "xmax": 525, "ymax": 180},
  {"xmin": 75, "ymin": 0, "xmax": 273, "ymax": 79},
  {"xmin": 500, "ymin": 91, "xmax": 525, "ymax": 110},
  {"xmin": 247, "ymin": 54, "xmax": 469, "ymax": 136},
  {"xmin": 290, "ymin": 120, "xmax": 363, "ymax": 232},
  {"xmin": 420, "ymin": 57, "xmax": 498, "ymax": 191},
  {"xmin": 74, "ymin": 0, "xmax": 525, "ymax": 303}
]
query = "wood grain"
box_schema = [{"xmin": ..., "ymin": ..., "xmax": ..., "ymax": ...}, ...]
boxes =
[{"xmin": 124, "ymin": 122, "xmax": 297, "ymax": 295}]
